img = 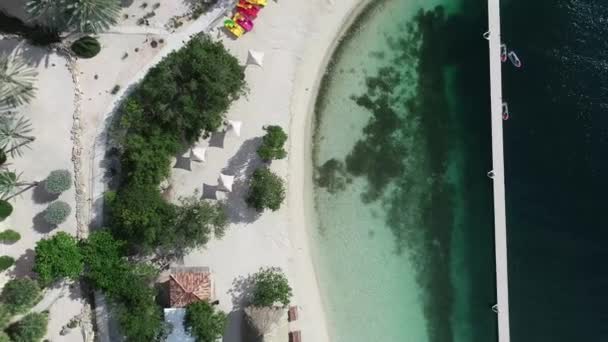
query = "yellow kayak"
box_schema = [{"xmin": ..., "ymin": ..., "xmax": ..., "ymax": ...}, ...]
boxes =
[
  {"xmin": 246, "ymin": 0, "xmax": 267, "ymax": 6},
  {"xmin": 224, "ymin": 19, "xmax": 245, "ymax": 38}
]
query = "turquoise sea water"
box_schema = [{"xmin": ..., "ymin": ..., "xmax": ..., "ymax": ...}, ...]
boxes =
[{"xmin": 311, "ymin": 1, "xmax": 496, "ymax": 341}]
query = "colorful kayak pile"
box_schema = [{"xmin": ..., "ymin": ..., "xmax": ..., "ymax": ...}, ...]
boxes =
[{"xmin": 224, "ymin": 0, "xmax": 267, "ymax": 38}]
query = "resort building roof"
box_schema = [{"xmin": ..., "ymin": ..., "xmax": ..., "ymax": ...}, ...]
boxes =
[{"xmin": 169, "ymin": 266, "xmax": 213, "ymax": 308}]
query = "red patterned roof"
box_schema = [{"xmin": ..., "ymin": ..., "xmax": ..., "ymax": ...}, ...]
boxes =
[{"xmin": 169, "ymin": 267, "xmax": 213, "ymax": 308}]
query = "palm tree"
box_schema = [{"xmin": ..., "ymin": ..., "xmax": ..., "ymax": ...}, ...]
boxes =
[
  {"xmin": 26, "ymin": 0, "xmax": 121, "ymax": 33},
  {"xmin": 25, "ymin": 0, "xmax": 67, "ymax": 29},
  {"xmin": 0, "ymin": 115, "xmax": 35, "ymax": 157},
  {"xmin": 0, "ymin": 170, "xmax": 38, "ymax": 200},
  {"xmin": 0, "ymin": 54, "xmax": 38, "ymax": 108},
  {"xmin": 66, "ymin": 0, "xmax": 121, "ymax": 32}
]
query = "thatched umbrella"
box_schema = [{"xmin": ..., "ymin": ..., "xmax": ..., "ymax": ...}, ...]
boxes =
[{"xmin": 244, "ymin": 306, "xmax": 286, "ymax": 337}]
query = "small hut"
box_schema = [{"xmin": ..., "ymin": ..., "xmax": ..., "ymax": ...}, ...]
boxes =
[{"xmin": 244, "ymin": 306, "xmax": 286, "ymax": 339}]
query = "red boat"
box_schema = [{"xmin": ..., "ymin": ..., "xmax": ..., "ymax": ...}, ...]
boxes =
[{"xmin": 237, "ymin": 0, "xmax": 260, "ymax": 19}]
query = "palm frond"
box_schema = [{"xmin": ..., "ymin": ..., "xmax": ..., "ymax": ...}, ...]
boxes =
[
  {"xmin": 0, "ymin": 54, "xmax": 38, "ymax": 108},
  {"xmin": 66, "ymin": 0, "xmax": 121, "ymax": 33},
  {"xmin": 0, "ymin": 114, "xmax": 35, "ymax": 157},
  {"xmin": 0, "ymin": 170, "xmax": 21, "ymax": 200},
  {"xmin": 25, "ymin": 0, "xmax": 69, "ymax": 29}
]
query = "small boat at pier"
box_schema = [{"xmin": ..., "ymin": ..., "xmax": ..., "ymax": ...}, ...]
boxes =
[{"xmin": 508, "ymin": 51, "xmax": 521, "ymax": 68}]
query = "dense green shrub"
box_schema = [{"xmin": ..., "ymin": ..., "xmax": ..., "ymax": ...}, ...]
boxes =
[
  {"xmin": 184, "ymin": 301, "xmax": 227, "ymax": 342},
  {"xmin": 0, "ymin": 304, "xmax": 10, "ymax": 329},
  {"xmin": 44, "ymin": 170, "xmax": 72, "ymax": 194},
  {"xmin": 120, "ymin": 130, "xmax": 179, "ymax": 186},
  {"xmin": 0, "ymin": 230, "xmax": 20, "ymax": 244},
  {"xmin": 1, "ymin": 278, "xmax": 41, "ymax": 314},
  {"xmin": 0, "ymin": 201, "xmax": 13, "ymax": 220},
  {"xmin": 251, "ymin": 267, "xmax": 292, "ymax": 307},
  {"xmin": 107, "ymin": 184, "xmax": 176, "ymax": 251},
  {"xmin": 71, "ymin": 36, "xmax": 101, "ymax": 58},
  {"xmin": 257, "ymin": 125, "xmax": 288, "ymax": 161},
  {"xmin": 8, "ymin": 312, "xmax": 48, "ymax": 342},
  {"xmin": 33, "ymin": 232, "xmax": 83, "ymax": 286},
  {"xmin": 80, "ymin": 231, "xmax": 125, "ymax": 291},
  {"xmin": 246, "ymin": 168, "xmax": 286, "ymax": 212},
  {"xmin": 43, "ymin": 201, "xmax": 71, "ymax": 226},
  {"xmin": 168, "ymin": 196, "xmax": 227, "ymax": 256},
  {"xmin": 120, "ymin": 36, "xmax": 246, "ymax": 144},
  {"xmin": 0, "ymin": 256, "xmax": 15, "ymax": 271},
  {"xmin": 0, "ymin": 331, "xmax": 9, "ymax": 342}
]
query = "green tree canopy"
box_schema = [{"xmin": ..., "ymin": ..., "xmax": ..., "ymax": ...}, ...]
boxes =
[
  {"xmin": 246, "ymin": 168, "xmax": 286, "ymax": 212},
  {"xmin": 184, "ymin": 301, "xmax": 227, "ymax": 342},
  {"xmin": 107, "ymin": 184, "xmax": 177, "ymax": 251},
  {"xmin": 125, "ymin": 37, "xmax": 246, "ymax": 143},
  {"xmin": 7, "ymin": 311, "xmax": 48, "ymax": 342},
  {"xmin": 165, "ymin": 195, "xmax": 227, "ymax": 256},
  {"xmin": 80, "ymin": 230, "xmax": 125, "ymax": 291},
  {"xmin": 0, "ymin": 278, "xmax": 41, "ymax": 314},
  {"xmin": 33, "ymin": 232, "xmax": 83, "ymax": 286},
  {"xmin": 257, "ymin": 125, "xmax": 288, "ymax": 161},
  {"xmin": 251, "ymin": 267, "xmax": 292, "ymax": 307}
]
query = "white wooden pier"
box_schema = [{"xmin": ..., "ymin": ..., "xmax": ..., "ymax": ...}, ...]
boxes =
[{"xmin": 487, "ymin": 0, "xmax": 512, "ymax": 341}]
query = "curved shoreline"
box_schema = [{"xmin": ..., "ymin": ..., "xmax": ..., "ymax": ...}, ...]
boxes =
[{"xmin": 287, "ymin": 0, "xmax": 374, "ymax": 340}]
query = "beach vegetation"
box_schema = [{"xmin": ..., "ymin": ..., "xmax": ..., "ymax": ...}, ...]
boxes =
[
  {"xmin": 7, "ymin": 311, "xmax": 48, "ymax": 342},
  {"xmin": 0, "ymin": 257, "xmax": 15, "ymax": 272},
  {"xmin": 0, "ymin": 230, "xmax": 20, "ymax": 244},
  {"xmin": 0, "ymin": 202, "xmax": 13, "ymax": 221},
  {"xmin": 0, "ymin": 171, "xmax": 38, "ymax": 201},
  {"xmin": 251, "ymin": 267, "xmax": 292, "ymax": 307},
  {"xmin": 43, "ymin": 201, "xmax": 71, "ymax": 226},
  {"xmin": 169, "ymin": 195, "xmax": 228, "ymax": 256},
  {"xmin": 106, "ymin": 184, "xmax": 176, "ymax": 252},
  {"xmin": 0, "ymin": 305, "xmax": 10, "ymax": 329},
  {"xmin": 0, "ymin": 115, "xmax": 35, "ymax": 158},
  {"xmin": 44, "ymin": 170, "xmax": 72, "ymax": 194},
  {"xmin": 257, "ymin": 125, "xmax": 288, "ymax": 161},
  {"xmin": 71, "ymin": 36, "xmax": 101, "ymax": 58},
  {"xmin": 117, "ymin": 37, "xmax": 245, "ymax": 144},
  {"xmin": 246, "ymin": 168, "xmax": 286, "ymax": 212},
  {"xmin": 26, "ymin": 0, "xmax": 121, "ymax": 33},
  {"xmin": 0, "ymin": 55, "xmax": 38, "ymax": 108},
  {"xmin": 33, "ymin": 232, "xmax": 83, "ymax": 286},
  {"xmin": 184, "ymin": 301, "xmax": 227, "ymax": 342},
  {"xmin": 1, "ymin": 278, "xmax": 41, "ymax": 314},
  {"xmin": 95, "ymin": 36, "xmax": 244, "ymax": 340}
]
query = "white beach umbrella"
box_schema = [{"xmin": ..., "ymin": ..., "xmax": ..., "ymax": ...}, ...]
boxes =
[
  {"xmin": 219, "ymin": 173, "xmax": 234, "ymax": 192},
  {"xmin": 227, "ymin": 120, "xmax": 242, "ymax": 137},
  {"xmin": 247, "ymin": 49, "xmax": 264, "ymax": 67},
  {"xmin": 190, "ymin": 147, "xmax": 206, "ymax": 162}
]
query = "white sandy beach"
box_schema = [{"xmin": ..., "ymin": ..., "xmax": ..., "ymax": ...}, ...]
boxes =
[{"xmin": 2, "ymin": 0, "xmax": 372, "ymax": 340}]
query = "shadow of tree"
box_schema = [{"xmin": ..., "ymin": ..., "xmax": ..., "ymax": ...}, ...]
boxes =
[
  {"xmin": 31, "ymin": 183, "xmax": 59, "ymax": 204},
  {"xmin": 221, "ymin": 138, "xmax": 264, "ymax": 224},
  {"xmin": 228, "ymin": 274, "xmax": 254, "ymax": 309},
  {"xmin": 32, "ymin": 210, "xmax": 56, "ymax": 234},
  {"xmin": 8, "ymin": 248, "xmax": 35, "ymax": 278}
]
